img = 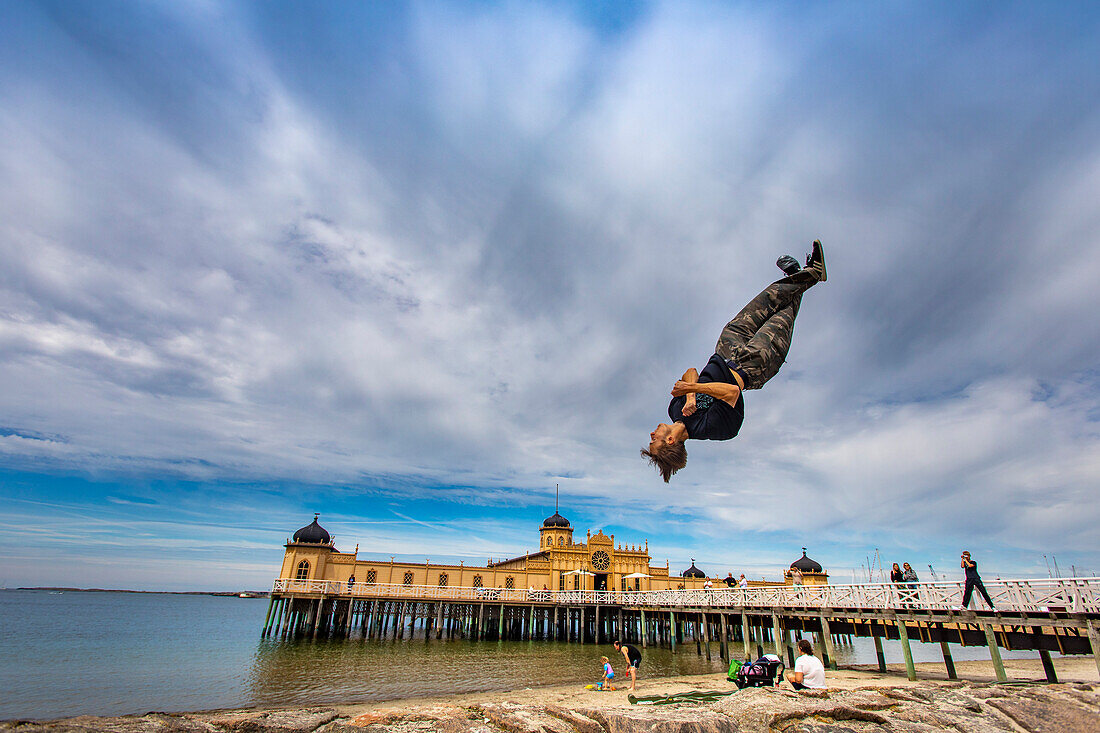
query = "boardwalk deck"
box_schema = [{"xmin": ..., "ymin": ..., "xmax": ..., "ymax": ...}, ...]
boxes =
[{"xmin": 262, "ymin": 577, "xmax": 1100, "ymax": 681}]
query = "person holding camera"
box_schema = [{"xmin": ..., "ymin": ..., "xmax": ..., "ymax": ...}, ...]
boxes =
[{"xmin": 960, "ymin": 551, "xmax": 995, "ymax": 610}]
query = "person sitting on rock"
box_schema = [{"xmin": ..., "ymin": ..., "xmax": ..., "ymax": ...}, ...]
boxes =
[{"xmin": 785, "ymin": 639, "xmax": 827, "ymax": 690}]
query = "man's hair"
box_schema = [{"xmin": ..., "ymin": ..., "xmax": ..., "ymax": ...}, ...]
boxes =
[
  {"xmin": 640, "ymin": 442, "xmax": 688, "ymax": 483},
  {"xmin": 797, "ymin": 639, "xmax": 813, "ymax": 655}
]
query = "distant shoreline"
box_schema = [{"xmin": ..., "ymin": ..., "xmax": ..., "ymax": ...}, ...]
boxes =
[{"xmin": 8, "ymin": 587, "xmax": 269, "ymax": 597}]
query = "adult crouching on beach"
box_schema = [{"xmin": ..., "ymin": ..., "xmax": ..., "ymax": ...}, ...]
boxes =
[{"xmin": 613, "ymin": 640, "xmax": 642, "ymax": 691}]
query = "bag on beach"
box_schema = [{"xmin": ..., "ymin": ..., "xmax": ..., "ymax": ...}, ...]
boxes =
[
  {"xmin": 726, "ymin": 658, "xmax": 743, "ymax": 681},
  {"xmin": 733, "ymin": 654, "xmax": 784, "ymax": 689}
]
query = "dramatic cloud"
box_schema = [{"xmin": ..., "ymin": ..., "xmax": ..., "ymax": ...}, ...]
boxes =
[{"xmin": 1, "ymin": 1, "xmax": 1098, "ymax": 588}]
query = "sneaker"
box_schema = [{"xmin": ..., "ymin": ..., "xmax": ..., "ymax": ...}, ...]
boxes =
[
  {"xmin": 805, "ymin": 240, "xmax": 826, "ymax": 282},
  {"xmin": 776, "ymin": 255, "xmax": 801, "ymax": 276}
]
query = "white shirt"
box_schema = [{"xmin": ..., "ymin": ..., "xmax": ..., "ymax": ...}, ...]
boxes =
[
  {"xmin": 794, "ymin": 654, "xmax": 826, "ymax": 689},
  {"xmin": 738, "ymin": 578, "xmax": 748, "ymax": 588}
]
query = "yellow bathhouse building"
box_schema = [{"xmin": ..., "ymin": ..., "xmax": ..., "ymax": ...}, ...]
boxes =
[{"xmin": 277, "ymin": 510, "xmax": 827, "ymax": 592}]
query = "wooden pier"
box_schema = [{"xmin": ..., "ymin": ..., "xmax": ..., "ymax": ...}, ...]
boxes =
[{"xmin": 262, "ymin": 577, "xmax": 1100, "ymax": 682}]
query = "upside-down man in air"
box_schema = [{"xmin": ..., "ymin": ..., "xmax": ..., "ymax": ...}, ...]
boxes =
[{"xmin": 642, "ymin": 241, "xmax": 827, "ymax": 482}]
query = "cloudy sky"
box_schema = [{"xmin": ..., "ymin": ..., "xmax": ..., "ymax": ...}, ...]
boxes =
[{"xmin": 2, "ymin": 1, "xmax": 1098, "ymax": 591}]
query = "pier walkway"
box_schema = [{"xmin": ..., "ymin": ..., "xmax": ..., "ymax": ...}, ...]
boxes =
[{"xmin": 263, "ymin": 577, "xmax": 1100, "ymax": 683}]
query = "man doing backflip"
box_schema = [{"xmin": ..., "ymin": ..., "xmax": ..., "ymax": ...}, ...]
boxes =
[{"xmin": 642, "ymin": 241, "xmax": 827, "ymax": 482}]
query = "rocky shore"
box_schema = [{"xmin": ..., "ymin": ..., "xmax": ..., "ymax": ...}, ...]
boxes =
[{"xmin": 4, "ymin": 660, "xmax": 1097, "ymax": 733}]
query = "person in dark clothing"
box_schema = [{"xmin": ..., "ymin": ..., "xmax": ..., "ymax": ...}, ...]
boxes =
[
  {"xmin": 890, "ymin": 563, "xmax": 903, "ymax": 583},
  {"xmin": 642, "ymin": 242, "xmax": 827, "ymax": 482},
  {"xmin": 613, "ymin": 640, "xmax": 642, "ymax": 690},
  {"xmin": 960, "ymin": 551, "xmax": 995, "ymax": 610},
  {"xmin": 724, "ymin": 572, "xmax": 737, "ymax": 588}
]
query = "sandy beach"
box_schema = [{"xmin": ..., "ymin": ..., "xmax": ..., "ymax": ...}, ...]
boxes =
[{"xmin": 330, "ymin": 656, "xmax": 1100, "ymax": 717}]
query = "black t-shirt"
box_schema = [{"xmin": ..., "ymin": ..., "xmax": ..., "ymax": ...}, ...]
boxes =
[
  {"xmin": 620, "ymin": 643, "xmax": 642, "ymax": 665},
  {"xmin": 668, "ymin": 353, "xmax": 745, "ymax": 441},
  {"xmin": 964, "ymin": 560, "xmax": 980, "ymax": 581}
]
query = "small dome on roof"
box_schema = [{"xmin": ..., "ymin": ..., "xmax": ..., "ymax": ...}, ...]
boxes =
[
  {"xmin": 293, "ymin": 514, "xmax": 331, "ymax": 545},
  {"xmin": 791, "ymin": 548, "xmax": 822, "ymax": 573},
  {"xmin": 682, "ymin": 559, "xmax": 706, "ymax": 578},
  {"xmin": 542, "ymin": 512, "xmax": 571, "ymax": 528}
]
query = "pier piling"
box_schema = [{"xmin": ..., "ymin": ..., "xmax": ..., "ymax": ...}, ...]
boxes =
[{"xmin": 982, "ymin": 623, "xmax": 1008, "ymax": 683}]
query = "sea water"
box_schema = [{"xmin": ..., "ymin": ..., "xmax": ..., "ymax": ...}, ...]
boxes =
[{"xmin": 0, "ymin": 589, "xmax": 1050, "ymax": 720}]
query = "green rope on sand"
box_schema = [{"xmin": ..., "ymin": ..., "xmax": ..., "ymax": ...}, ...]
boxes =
[{"xmin": 627, "ymin": 690, "xmax": 735, "ymax": 705}]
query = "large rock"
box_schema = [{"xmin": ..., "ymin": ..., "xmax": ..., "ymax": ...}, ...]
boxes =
[
  {"xmin": 711, "ymin": 687, "xmax": 890, "ymax": 732},
  {"xmin": 580, "ymin": 705, "xmax": 739, "ymax": 733}
]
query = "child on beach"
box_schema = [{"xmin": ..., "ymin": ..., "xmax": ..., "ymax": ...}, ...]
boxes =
[{"xmin": 599, "ymin": 656, "xmax": 616, "ymax": 691}]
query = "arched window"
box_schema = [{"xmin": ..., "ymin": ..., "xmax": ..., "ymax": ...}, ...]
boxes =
[
  {"xmin": 365, "ymin": 569, "xmax": 377, "ymax": 584},
  {"xmin": 505, "ymin": 577, "xmax": 514, "ymax": 589},
  {"xmin": 295, "ymin": 560, "xmax": 310, "ymax": 580},
  {"xmin": 473, "ymin": 575, "xmax": 483, "ymax": 587},
  {"xmin": 438, "ymin": 573, "xmax": 448, "ymax": 587},
  {"xmin": 403, "ymin": 571, "xmax": 414, "ymax": 585},
  {"xmin": 558, "ymin": 536, "xmax": 564, "ymax": 546},
  {"xmin": 545, "ymin": 536, "xmax": 551, "ymax": 547}
]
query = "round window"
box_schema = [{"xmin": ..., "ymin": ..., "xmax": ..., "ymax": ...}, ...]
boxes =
[{"xmin": 591, "ymin": 550, "xmax": 610, "ymax": 571}]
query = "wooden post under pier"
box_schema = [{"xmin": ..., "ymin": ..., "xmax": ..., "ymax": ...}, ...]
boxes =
[
  {"xmin": 897, "ymin": 618, "xmax": 917, "ymax": 681},
  {"xmin": 819, "ymin": 615, "xmax": 837, "ymax": 670},
  {"xmin": 1086, "ymin": 618, "xmax": 1100, "ymax": 679},
  {"xmin": 982, "ymin": 623, "xmax": 1008, "ymax": 683},
  {"xmin": 938, "ymin": 622, "xmax": 957, "ymax": 679},
  {"xmin": 873, "ymin": 630, "xmax": 887, "ymax": 672}
]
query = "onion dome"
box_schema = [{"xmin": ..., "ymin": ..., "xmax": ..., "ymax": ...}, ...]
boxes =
[
  {"xmin": 791, "ymin": 548, "xmax": 822, "ymax": 573},
  {"xmin": 293, "ymin": 514, "xmax": 331, "ymax": 545},
  {"xmin": 542, "ymin": 511, "xmax": 571, "ymax": 528},
  {"xmin": 682, "ymin": 559, "xmax": 706, "ymax": 578}
]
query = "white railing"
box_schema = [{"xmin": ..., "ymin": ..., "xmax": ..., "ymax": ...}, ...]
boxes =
[{"xmin": 271, "ymin": 577, "xmax": 1100, "ymax": 613}]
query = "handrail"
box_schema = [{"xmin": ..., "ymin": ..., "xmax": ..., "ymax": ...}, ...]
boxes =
[{"xmin": 270, "ymin": 577, "xmax": 1100, "ymax": 613}]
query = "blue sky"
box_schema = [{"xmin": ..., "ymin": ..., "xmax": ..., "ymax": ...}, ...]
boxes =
[{"xmin": 2, "ymin": 1, "xmax": 1099, "ymax": 591}]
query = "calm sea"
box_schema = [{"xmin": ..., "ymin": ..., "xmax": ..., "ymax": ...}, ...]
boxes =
[{"xmin": 0, "ymin": 589, "xmax": 1047, "ymax": 721}]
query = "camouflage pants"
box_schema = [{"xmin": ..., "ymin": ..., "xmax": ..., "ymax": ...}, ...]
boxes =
[{"xmin": 715, "ymin": 269, "xmax": 819, "ymax": 390}]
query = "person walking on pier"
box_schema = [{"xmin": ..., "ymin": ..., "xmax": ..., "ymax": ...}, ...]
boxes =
[
  {"xmin": 785, "ymin": 639, "xmax": 826, "ymax": 690},
  {"xmin": 642, "ymin": 242, "xmax": 827, "ymax": 482},
  {"xmin": 613, "ymin": 640, "xmax": 642, "ymax": 691},
  {"xmin": 961, "ymin": 551, "xmax": 995, "ymax": 610}
]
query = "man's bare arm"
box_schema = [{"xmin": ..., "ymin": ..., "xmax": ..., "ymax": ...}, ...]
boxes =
[
  {"xmin": 671, "ymin": 379, "xmax": 741, "ymax": 407},
  {"xmin": 679, "ymin": 368, "xmax": 699, "ymax": 415}
]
